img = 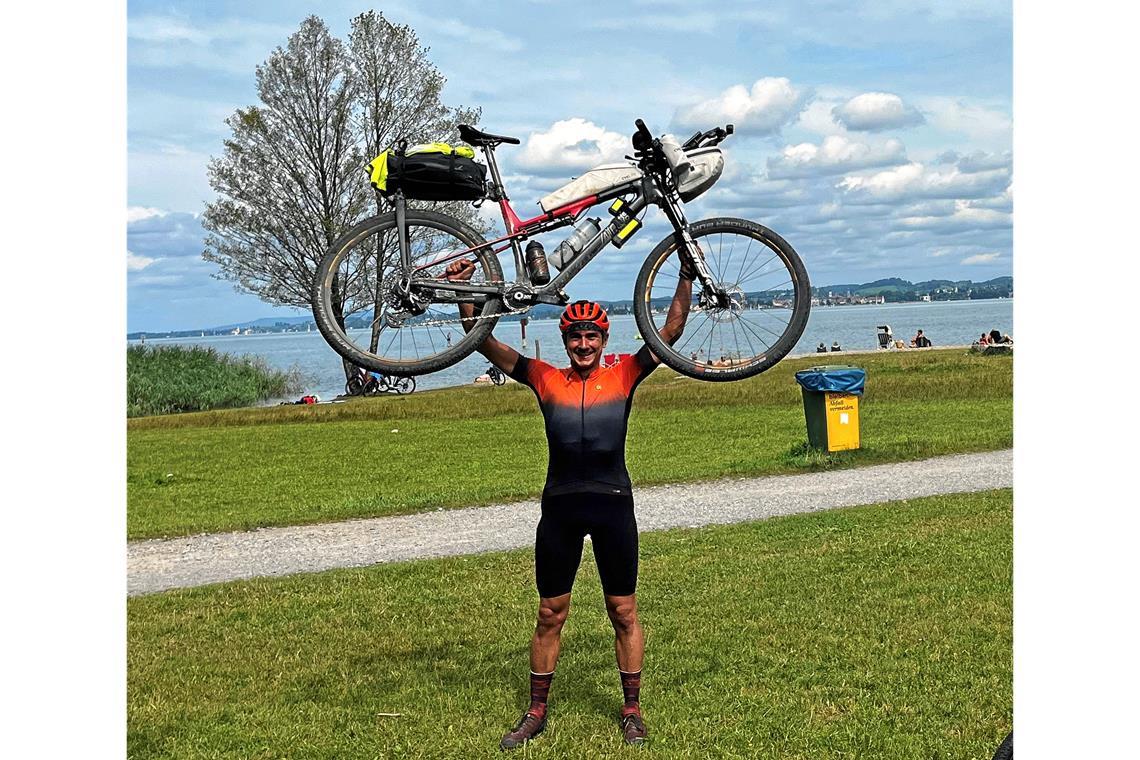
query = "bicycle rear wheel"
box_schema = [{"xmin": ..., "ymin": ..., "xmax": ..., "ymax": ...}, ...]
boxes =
[
  {"xmin": 633, "ymin": 218, "xmax": 810, "ymax": 381},
  {"xmin": 312, "ymin": 210, "xmax": 503, "ymax": 376}
]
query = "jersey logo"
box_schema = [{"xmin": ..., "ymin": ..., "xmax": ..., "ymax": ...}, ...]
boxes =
[{"xmin": 602, "ymin": 353, "xmax": 620, "ymax": 368}]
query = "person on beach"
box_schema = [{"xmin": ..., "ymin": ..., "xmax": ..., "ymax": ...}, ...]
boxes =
[
  {"xmin": 830, "ymin": 341, "xmax": 841, "ymax": 352},
  {"xmin": 978, "ymin": 332, "xmax": 990, "ymax": 345},
  {"xmin": 817, "ymin": 342, "xmax": 827, "ymax": 353},
  {"xmin": 989, "ymin": 329, "xmax": 1012, "ymax": 345},
  {"xmin": 445, "ymin": 255, "xmax": 694, "ymax": 750},
  {"xmin": 911, "ymin": 329, "xmax": 932, "ymax": 348}
]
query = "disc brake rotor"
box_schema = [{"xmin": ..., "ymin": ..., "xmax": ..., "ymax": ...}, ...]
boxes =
[{"xmin": 699, "ymin": 283, "xmax": 747, "ymax": 323}]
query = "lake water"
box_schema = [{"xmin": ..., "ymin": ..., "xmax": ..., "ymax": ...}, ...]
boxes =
[{"xmin": 136, "ymin": 299, "xmax": 1013, "ymax": 403}]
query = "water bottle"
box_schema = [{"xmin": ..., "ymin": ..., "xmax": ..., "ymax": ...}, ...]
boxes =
[
  {"xmin": 550, "ymin": 218, "xmax": 601, "ymax": 270},
  {"xmin": 525, "ymin": 240, "xmax": 550, "ymax": 285}
]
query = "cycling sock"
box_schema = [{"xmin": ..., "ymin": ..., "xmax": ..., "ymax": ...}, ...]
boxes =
[
  {"xmin": 529, "ymin": 671, "xmax": 554, "ymax": 719},
  {"xmin": 619, "ymin": 669, "xmax": 641, "ymax": 714}
]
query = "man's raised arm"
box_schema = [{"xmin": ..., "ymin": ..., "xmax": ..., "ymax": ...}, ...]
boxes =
[
  {"xmin": 447, "ymin": 259, "xmax": 522, "ymax": 375},
  {"xmin": 649, "ymin": 257, "xmax": 695, "ymax": 360}
]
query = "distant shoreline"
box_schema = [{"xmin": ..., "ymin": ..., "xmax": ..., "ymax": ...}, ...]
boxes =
[{"xmin": 127, "ymin": 296, "xmax": 1013, "ymax": 341}]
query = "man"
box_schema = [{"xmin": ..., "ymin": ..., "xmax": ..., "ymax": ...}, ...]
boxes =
[
  {"xmin": 445, "ymin": 256, "xmax": 693, "ymax": 749},
  {"xmin": 911, "ymin": 329, "xmax": 932, "ymax": 348}
]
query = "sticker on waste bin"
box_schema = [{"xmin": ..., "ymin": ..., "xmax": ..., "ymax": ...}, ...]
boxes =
[{"xmin": 825, "ymin": 392, "xmax": 860, "ymax": 451}]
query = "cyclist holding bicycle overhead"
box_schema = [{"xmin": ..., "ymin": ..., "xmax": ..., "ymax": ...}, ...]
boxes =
[{"xmin": 446, "ymin": 256, "xmax": 694, "ymax": 749}]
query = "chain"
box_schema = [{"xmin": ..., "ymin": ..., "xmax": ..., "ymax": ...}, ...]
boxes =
[
  {"xmin": 398, "ymin": 278, "xmax": 534, "ymax": 328},
  {"xmin": 416, "ymin": 300, "xmax": 532, "ymax": 328}
]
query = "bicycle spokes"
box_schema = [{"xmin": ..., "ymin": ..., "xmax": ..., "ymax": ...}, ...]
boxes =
[{"xmin": 645, "ymin": 228, "xmax": 802, "ymax": 369}]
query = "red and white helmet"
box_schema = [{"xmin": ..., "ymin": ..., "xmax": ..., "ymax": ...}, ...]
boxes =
[{"xmin": 559, "ymin": 300, "xmax": 610, "ymax": 336}]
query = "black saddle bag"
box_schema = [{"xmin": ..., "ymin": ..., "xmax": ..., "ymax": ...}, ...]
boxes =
[{"xmin": 370, "ymin": 144, "xmax": 487, "ymax": 202}]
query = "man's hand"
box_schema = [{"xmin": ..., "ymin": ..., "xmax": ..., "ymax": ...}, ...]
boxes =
[
  {"xmin": 445, "ymin": 259, "xmax": 476, "ymax": 282},
  {"xmin": 446, "ymin": 257, "xmax": 522, "ymax": 375}
]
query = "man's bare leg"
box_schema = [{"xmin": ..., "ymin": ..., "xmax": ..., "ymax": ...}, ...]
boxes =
[
  {"xmin": 605, "ymin": 593, "xmax": 648, "ymax": 745},
  {"xmin": 604, "ymin": 593, "xmax": 643, "ymax": 672},
  {"xmin": 531, "ymin": 593, "xmax": 571, "ymax": 672},
  {"xmin": 502, "ymin": 594, "xmax": 571, "ymax": 750}
]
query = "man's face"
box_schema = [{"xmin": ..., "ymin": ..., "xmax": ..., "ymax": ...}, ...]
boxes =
[{"xmin": 564, "ymin": 329, "xmax": 607, "ymax": 371}]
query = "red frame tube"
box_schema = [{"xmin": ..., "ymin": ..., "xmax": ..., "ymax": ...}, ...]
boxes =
[
  {"xmin": 415, "ymin": 194, "xmax": 601, "ymax": 272},
  {"xmin": 500, "ymin": 195, "xmax": 598, "ymax": 234}
]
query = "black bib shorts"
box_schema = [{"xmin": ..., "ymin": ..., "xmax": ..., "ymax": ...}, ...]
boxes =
[{"xmin": 535, "ymin": 492, "xmax": 638, "ymax": 598}]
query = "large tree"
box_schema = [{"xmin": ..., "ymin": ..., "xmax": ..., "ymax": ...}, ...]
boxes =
[{"xmin": 203, "ymin": 12, "xmax": 484, "ymax": 365}]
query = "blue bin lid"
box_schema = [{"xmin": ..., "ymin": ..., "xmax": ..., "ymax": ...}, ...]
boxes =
[{"xmin": 794, "ymin": 365, "xmax": 866, "ymax": 395}]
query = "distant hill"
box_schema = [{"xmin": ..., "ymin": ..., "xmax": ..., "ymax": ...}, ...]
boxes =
[
  {"xmin": 129, "ymin": 275, "xmax": 1012, "ymax": 337},
  {"xmin": 208, "ymin": 315, "xmax": 313, "ymax": 331},
  {"xmin": 816, "ymin": 276, "xmax": 1011, "ymax": 302}
]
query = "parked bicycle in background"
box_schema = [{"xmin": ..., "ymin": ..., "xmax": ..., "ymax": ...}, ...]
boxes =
[{"xmin": 344, "ymin": 366, "xmax": 416, "ymax": 396}]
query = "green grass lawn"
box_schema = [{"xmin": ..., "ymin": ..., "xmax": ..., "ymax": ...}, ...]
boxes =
[
  {"xmin": 128, "ymin": 488, "xmax": 1012, "ymax": 759},
  {"xmin": 127, "ymin": 349, "xmax": 1012, "ymax": 539}
]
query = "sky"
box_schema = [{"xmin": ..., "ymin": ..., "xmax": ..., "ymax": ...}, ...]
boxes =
[{"xmin": 127, "ymin": 0, "xmax": 1012, "ymax": 332}]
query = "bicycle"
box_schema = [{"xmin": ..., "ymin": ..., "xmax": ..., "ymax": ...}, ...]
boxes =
[
  {"xmin": 345, "ymin": 366, "xmax": 416, "ymax": 396},
  {"xmin": 487, "ymin": 365, "xmax": 506, "ymax": 386},
  {"xmin": 312, "ymin": 118, "xmax": 810, "ymax": 381}
]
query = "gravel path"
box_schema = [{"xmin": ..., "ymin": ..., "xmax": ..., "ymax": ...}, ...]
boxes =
[{"xmin": 128, "ymin": 449, "xmax": 1012, "ymax": 596}]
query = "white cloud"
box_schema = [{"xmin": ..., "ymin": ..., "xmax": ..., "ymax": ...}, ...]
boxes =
[
  {"xmin": 128, "ymin": 15, "xmax": 210, "ymax": 44},
  {"xmin": 958, "ymin": 150, "xmax": 1012, "ymax": 173},
  {"xmin": 673, "ymin": 77, "xmax": 805, "ymax": 135},
  {"xmin": 423, "ymin": 18, "xmax": 523, "ymax": 53},
  {"xmin": 972, "ymin": 184, "xmax": 1013, "ymax": 212},
  {"xmin": 767, "ymin": 135, "xmax": 907, "ymax": 179},
  {"xmin": 962, "ymin": 252, "xmax": 1002, "ymax": 265},
  {"xmin": 839, "ymin": 162, "xmax": 1010, "ymax": 202},
  {"xmin": 515, "ymin": 118, "xmax": 629, "ymax": 173},
  {"xmin": 589, "ymin": 13, "xmax": 719, "ymax": 34},
  {"xmin": 833, "ymin": 92, "xmax": 924, "ymax": 131},
  {"xmin": 921, "ymin": 97, "xmax": 1011, "ymax": 142},
  {"xmin": 127, "ymin": 206, "xmax": 168, "ymax": 224},
  {"xmin": 129, "ymin": 143, "xmax": 214, "ymax": 211},
  {"xmin": 133, "ymin": 274, "xmax": 185, "ymax": 286},
  {"xmin": 127, "ymin": 250, "xmax": 158, "ymax": 271},
  {"xmin": 128, "ymin": 15, "xmax": 295, "ymax": 74},
  {"xmin": 898, "ymin": 201, "xmax": 1010, "ymax": 231},
  {"xmin": 795, "ymin": 99, "xmax": 847, "ymax": 136}
]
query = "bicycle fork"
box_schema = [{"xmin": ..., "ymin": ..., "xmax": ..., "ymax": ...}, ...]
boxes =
[{"xmin": 658, "ymin": 190, "xmax": 726, "ymax": 305}]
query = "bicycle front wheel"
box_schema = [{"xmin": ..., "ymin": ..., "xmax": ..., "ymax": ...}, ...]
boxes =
[
  {"xmin": 313, "ymin": 210, "xmax": 503, "ymax": 376},
  {"xmin": 633, "ymin": 218, "xmax": 810, "ymax": 381},
  {"xmin": 393, "ymin": 376, "xmax": 416, "ymax": 394}
]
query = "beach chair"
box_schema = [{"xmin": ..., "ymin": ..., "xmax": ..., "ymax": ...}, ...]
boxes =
[{"xmin": 876, "ymin": 325, "xmax": 893, "ymax": 349}]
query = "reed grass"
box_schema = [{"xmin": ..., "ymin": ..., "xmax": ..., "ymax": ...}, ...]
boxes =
[{"xmin": 127, "ymin": 344, "xmax": 304, "ymax": 418}]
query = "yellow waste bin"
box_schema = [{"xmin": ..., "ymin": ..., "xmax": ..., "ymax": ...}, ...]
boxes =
[{"xmin": 794, "ymin": 366, "xmax": 866, "ymax": 452}]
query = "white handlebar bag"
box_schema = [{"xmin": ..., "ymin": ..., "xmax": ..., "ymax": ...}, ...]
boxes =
[
  {"xmin": 674, "ymin": 146, "xmax": 724, "ymax": 202},
  {"xmin": 658, "ymin": 134, "xmax": 692, "ymax": 174}
]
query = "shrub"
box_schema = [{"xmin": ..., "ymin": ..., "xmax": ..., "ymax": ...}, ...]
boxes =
[{"xmin": 127, "ymin": 345, "xmax": 303, "ymax": 417}]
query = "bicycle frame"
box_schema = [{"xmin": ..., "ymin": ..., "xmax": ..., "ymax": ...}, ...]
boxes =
[{"xmin": 392, "ymin": 143, "xmax": 698, "ymax": 308}]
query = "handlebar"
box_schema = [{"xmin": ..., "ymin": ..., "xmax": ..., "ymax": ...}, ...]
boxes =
[
  {"xmin": 633, "ymin": 118, "xmax": 654, "ymax": 154},
  {"xmin": 681, "ymin": 124, "xmax": 734, "ymax": 151},
  {"xmin": 633, "ymin": 119, "xmax": 734, "ymax": 161}
]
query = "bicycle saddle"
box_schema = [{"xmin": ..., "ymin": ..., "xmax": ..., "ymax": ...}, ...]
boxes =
[{"xmin": 458, "ymin": 124, "xmax": 520, "ymax": 146}]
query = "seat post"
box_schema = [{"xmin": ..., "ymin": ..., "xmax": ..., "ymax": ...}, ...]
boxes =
[{"xmin": 482, "ymin": 145, "xmax": 508, "ymax": 201}]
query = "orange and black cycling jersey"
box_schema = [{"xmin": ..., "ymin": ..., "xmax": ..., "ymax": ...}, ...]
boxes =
[{"xmin": 508, "ymin": 346, "xmax": 657, "ymax": 497}]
